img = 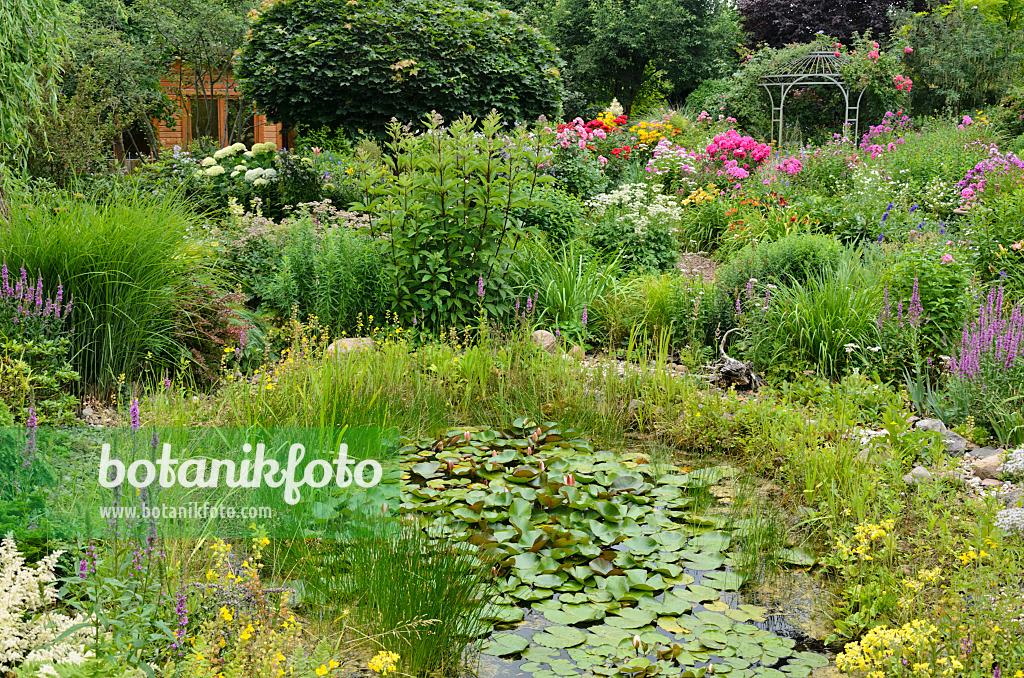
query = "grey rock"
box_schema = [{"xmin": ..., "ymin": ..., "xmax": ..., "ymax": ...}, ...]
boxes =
[
  {"xmin": 942, "ymin": 431, "xmax": 969, "ymax": 456},
  {"xmin": 968, "ymin": 476, "xmax": 982, "ymax": 486},
  {"xmin": 627, "ymin": 399, "xmax": 642, "ymax": 415},
  {"xmin": 981, "ymin": 479, "xmax": 1003, "ymax": 487},
  {"xmin": 972, "ymin": 455, "xmax": 1002, "ymax": 480},
  {"xmin": 82, "ymin": 407, "xmax": 94, "ymax": 417},
  {"xmin": 674, "ymin": 364, "xmax": 688, "ymax": 374},
  {"xmin": 531, "ymin": 329, "xmax": 557, "ymax": 353},
  {"xmin": 903, "ymin": 466, "xmax": 932, "ymax": 485},
  {"xmin": 916, "ymin": 418, "xmax": 947, "ymax": 433},
  {"xmin": 1002, "ymin": 489, "xmax": 1024, "ymax": 508},
  {"xmin": 326, "ymin": 337, "xmax": 374, "ymax": 356},
  {"xmin": 568, "ymin": 345, "xmax": 585, "ymax": 360},
  {"xmin": 974, "ymin": 446, "xmax": 1004, "ymax": 459}
]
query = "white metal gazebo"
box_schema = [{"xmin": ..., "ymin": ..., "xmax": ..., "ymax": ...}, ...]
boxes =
[{"xmin": 759, "ymin": 50, "xmax": 867, "ymax": 144}]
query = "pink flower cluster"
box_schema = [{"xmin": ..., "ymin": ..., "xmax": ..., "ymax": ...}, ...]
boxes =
[
  {"xmin": 704, "ymin": 130, "xmax": 771, "ymax": 180},
  {"xmin": 957, "ymin": 115, "xmax": 974, "ymax": 130},
  {"xmin": 894, "ymin": 74, "xmax": 913, "ymax": 92},
  {"xmin": 868, "ymin": 42, "xmax": 881, "ymax": 60},
  {"xmin": 957, "ymin": 148, "xmax": 1024, "ymax": 206},
  {"xmin": 553, "ymin": 117, "xmax": 607, "ymax": 149},
  {"xmin": 775, "ymin": 156, "xmax": 803, "ymax": 175}
]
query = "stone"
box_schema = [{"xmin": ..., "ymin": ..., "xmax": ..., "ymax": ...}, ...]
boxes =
[
  {"xmin": 326, "ymin": 337, "xmax": 374, "ymax": 356},
  {"xmin": 568, "ymin": 345, "xmax": 585, "ymax": 360},
  {"xmin": 981, "ymin": 479, "xmax": 1003, "ymax": 487},
  {"xmin": 674, "ymin": 364, "xmax": 688, "ymax": 374},
  {"xmin": 627, "ymin": 399, "xmax": 642, "ymax": 415},
  {"xmin": 916, "ymin": 418, "xmax": 947, "ymax": 433},
  {"xmin": 972, "ymin": 455, "xmax": 1002, "ymax": 480},
  {"xmin": 82, "ymin": 407, "xmax": 94, "ymax": 417},
  {"xmin": 531, "ymin": 330, "xmax": 557, "ymax": 353},
  {"xmin": 903, "ymin": 466, "xmax": 932, "ymax": 485},
  {"xmin": 974, "ymin": 446, "xmax": 1003, "ymax": 459},
  {"xmin": 942, "ymin": 431, "xmax": 969, "ymax": 456},
  {"xmin": 1002, "ymin": 489, "xmax": 1024, "ymax": 508}
]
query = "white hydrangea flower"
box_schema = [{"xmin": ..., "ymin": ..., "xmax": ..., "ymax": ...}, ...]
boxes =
[
  {"xmin": 251, "ymin": 142, "xmax": 276, "ymax": 154},
  {"xmin": 205, "ymin": 165, "xmax": 226, "ymax": 177},
  {"xmin": 253, "ymin": 177, "xmax": 269, "ymax": 187},
  {"xmin": 262, "ymin": 168, "xmax": 278, "ymax": 179},
  {"xmin": 193, "ymin": 169, "xmax": 205, "ymax": 178},
  {"xmin": 230, "ymin": 171, "xmax": 241, "ymax": 178},
  {"xmin": 244, "ymin": 168, "xmax": 265, "ymax": 181},
  {"xmin": 200, "ymin": 157, "xmax": 216, "ymax": 167},
  {"xmin": 233, "ymin": 164, "xmax": 247, "ymax": 172},
  {"xmin": 230, "ymin": 142, "xmax": 247, "ymax": 153},
  {"xmin": 243, "ymin": 151, "xmax": 254, "ymax": 158},
  {"xmin": 213, "ymin": 145, "xmax": 239, "ymax": 160},
  {"xmin": 995, "ymin": 508, "xmax": 1024, "ymax": 535}
]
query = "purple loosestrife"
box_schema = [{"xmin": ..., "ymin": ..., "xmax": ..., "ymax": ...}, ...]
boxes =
[
  {"xmin": 130, "ymin": 398, "xmax": 141, "ymax": 431},
  {"xmin": 581, "ymin": 307, "xmax": 587, "ymax": 326},
  {"xmin": 477, "ymin": 276, "xmax": 485, "ymax": 300}
]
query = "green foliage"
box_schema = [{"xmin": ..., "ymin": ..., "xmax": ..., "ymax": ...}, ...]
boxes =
[
  {"xmin": 549, "ymin": 146, "xmax": 609, "ymax": 199},
  {"xmin": 966, "ymin": 184, "xmax": 1024, "ymax": 296},
  {"xmin": 587, "ymin": 184, "xmax": 681, "ymax": 273},
  {"xmin": 262, "ymin": 212, "xmax": 385, "ymax": 337},
  {"xmin": 742, "ymin": 255, "xmax": 883, "ymax": 380},
  {"xmin": 323, "ymin": 515, "xmax": 496, "ymax": 675},
  {"xmin": 548, "ymin": 0, "xmax": 737, "ymax": 114},
  {"xmin": 511, "ymin": 239, "xmax": 620, "ymax": 339},
  {"xmin": 885, "ymin": 238, "xmax": 971, "ymax": 355},
  {"xmin": 0, "ymin": 0, "xmax": 66, "ymax": 164},
  {"xmin": 684, "ymin": 77, "xmax": 731, "ymax": 113},
  {"xmin": 352, "ymin": 112, "xmax": 553, "ymax": 331},
  {"xmin": 514, "ymin": 185, "xmax": 585, "ymax": 243},
  {"xmin": 897, "ymin": 3, "xmax": 1024, "ymax": 115},
  {"xmin": 712, "ymin": 232, "xmax": 843, "ymax": 338},
  {"xmin": 237, "ymin": 0, "xmax": 562, "ymax": 137},
  {"xmin": 0, "ymin": 191, "xmax": 223, "ymax": 393}
]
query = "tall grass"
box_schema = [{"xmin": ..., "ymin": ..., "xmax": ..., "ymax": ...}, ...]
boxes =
[
  {"xmin": 320, "ymin": 516, "xmax": 497, "ymax": 676},
  {"xmin": 750, "ymin": 251, "xmax": 882, "ymax": 380},
  {"xmin": 510, "ymin": 239, "xmax": 620, "ymax": 332},
  {"xmin": 0, "ymin": 190, "xmax": 216, "ymax": 394}
]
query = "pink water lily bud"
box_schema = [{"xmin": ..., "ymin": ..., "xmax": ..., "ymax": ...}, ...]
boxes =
[
  {"xmin": 464, "ymin": 431, "xmax": 471, "ymax": 442},
  {"xmin": 526, "ymin": 447, "xmax": 533, "ymax": 456},
  {"xmin": 447, "ymin": 459, "xmax": 455, "ymax": 473},
  {"xmin": 632, "ymin": 635, "xmax": 642, "ymax": 650},
  {"xmin": 563, "ymin": 473, "xmax": 576, "ymax": 486},
  {"xmin": 492, "ymin": 450, "xmax": 498, "ymax": 457},
  {"xmin": 539, "ymin": 461, "xmax": 545, "ymax": 472}
]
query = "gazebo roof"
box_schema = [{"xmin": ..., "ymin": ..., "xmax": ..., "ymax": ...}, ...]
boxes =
[{"xmin": 760, "ymin": 50, "xmax": 852, "ymax": 86}]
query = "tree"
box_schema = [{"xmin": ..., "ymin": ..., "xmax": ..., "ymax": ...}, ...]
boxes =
[
  {"xmin": 737, "ymin": 0, "xmax": 920, "ymax": 48},
  {"xmin": 1, "ymin": 0, "xmax": 67, "ymax": 213},
  {"xmin": 235, "ymin": 0, "xmax": 563, "ymax": 136},
  {"xmin": 548, "ymin": 0, "xmax": 739, "ymax": 115}
]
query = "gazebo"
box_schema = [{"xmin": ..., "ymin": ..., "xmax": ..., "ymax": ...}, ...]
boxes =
[{"xmin": 759, "ymin": 50, "xmax": 866, "ymax": 144}]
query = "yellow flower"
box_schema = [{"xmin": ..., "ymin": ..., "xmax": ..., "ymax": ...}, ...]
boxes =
[
  {"xmin": 219, "ymin": 606, "xmax": 234, "ymax": 622},
  {"xmin": 316, "ymin": 666, "xmax": 329, "ymax": 676}
]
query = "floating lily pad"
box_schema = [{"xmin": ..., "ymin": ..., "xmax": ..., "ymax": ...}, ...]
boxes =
[
  {"xmin": 534, "ymin": 626, "xmax": 588, "ymax": 648},
  {"xmin": 482, "ymin": 633, "xmax": 530, "ymax": 656}
]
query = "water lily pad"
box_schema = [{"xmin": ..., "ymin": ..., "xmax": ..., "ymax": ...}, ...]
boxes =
[
  {"xmin": 777, "ymin": 547, "xmax": 816, "ymax": 567},
  {"xmin": 606, "ymin": 607, "xmax": 657, "ymax": 628},
  {"xmin": 689, "ymin": 531, "xmax": 732, "ymax": 552},
  {"xmin": 482, "ymin": 632, "xmax": 530, "ymax": 656},
  {"xmin": 622, "ymin": 536, "xmax": 660, "ymax": 555},
  {"xmin": 534, "ymin": 626, "xmax": 588, "ymax": 648},
  {"xmin": 702, "ymin": 570, "xmax": 745, "ymax": 591}
]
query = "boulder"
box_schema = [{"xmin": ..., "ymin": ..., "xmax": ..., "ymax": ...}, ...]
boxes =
[
  {"xmin": 903, "ymin": 466, "xmax": 932, "ymax": 485},
  {"xmin": 942, "ymin": 431, "xmax": 969, "ymax": 456},
  {"xmin": 973, "ymin": 446, "xmax": 1004, "ymax": 459},
  {"xmin": 532, "ymin": 330, "xmax": 557, "ymax": 353},
  {"xmin": 568, "ymin": 345, "xmax": 585, "ymax": 360},
  {"xmin": 1002, "ymin": 489, "xmax": 1023, "ymax": 508},
  {"xmin": 916, "ymin": 418, "xmax": 947, "ymax": 433},
  {"xmin": 972, "ymin": 455, "xmax": 1002, "ymax": 480},
  {"xmin": 326, "ymin": 337, "xmax": 374, "ymax": 356}
]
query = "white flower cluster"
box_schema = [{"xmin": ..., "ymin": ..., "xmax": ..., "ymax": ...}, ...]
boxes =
[
  {"xmin": 995, "ymin": 507, "xmax": 1024, "ymax": 535},
  {"xmin": 587, "ymin": 184, "xmax": 683, "ymax": 238},
  {"xmin": 1002, "ymin": 445, "xmax": 1024, "ymax": 479},
  {"xmin": 196, "ymin": 142, "xmax": 280, "ymax": 184},
  {"xmin": 0, "ymin": 538, "xmax": 93, "ymax": 671}
]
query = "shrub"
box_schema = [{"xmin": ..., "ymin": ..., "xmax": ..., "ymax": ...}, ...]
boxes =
[
  {"xmin": 261, "ymin": 211, "xmax": 385, "ymax": 337},
  {"xmin": 944, "ymin": 286, "xmax": 1024, "ymax": 445},
  {"xmin": 897, "ymin": 4, "xmax": 1024, "ymax": 116},
  {"xmin": 0, "ymin": 266, "xmax": 78, "ymax": 422},
  {"xmin": 237, "ymin": 0, "xmax": 562, "ymax": 137},
  {"xmin": 351, "ymin": 112, "xmax": 552, "ymax": 330},
  {"xmin": 514, "ymin": 185, "xmax": 585, "ymax": 244},
  {"xmin": 0, "ymin": 191, "xmax": 223, "ymax": 394},
  {"xmin": 965, "ymin": 185, "xmax": 1024, "ymax": 297},
  {"xmin": 587, "ymin": 183, "xmax": 681, "ymax": 273}
]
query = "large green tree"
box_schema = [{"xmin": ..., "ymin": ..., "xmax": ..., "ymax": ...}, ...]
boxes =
[
  {"xmin": 236, "ymin": 0, "xmax": 563, "ymax": 136},
  {"xmin": 548, "ymin": 0, "xmax": 738, "ymax": 115}
]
